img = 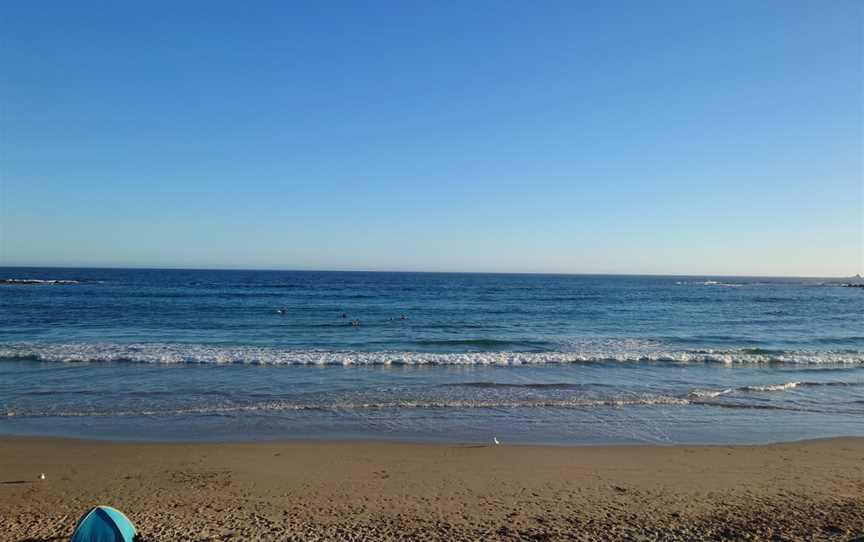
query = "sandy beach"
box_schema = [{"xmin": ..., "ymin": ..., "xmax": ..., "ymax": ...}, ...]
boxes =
[{"xmin": 0, "ymin": 437, "xmax": 862, "ymax": 541}]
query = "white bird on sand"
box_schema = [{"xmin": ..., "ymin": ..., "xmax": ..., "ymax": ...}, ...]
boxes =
[
  {"xmin": 38, "ymin": 473, "xmax": 46, "ymax": 480},
  {"xmin": 493, "ymin": 437, "xmax": 500, "ymax": 445}
]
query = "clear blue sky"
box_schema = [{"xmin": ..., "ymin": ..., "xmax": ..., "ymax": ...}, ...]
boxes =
[{"xmin": 1, "ymin": 1, "xmax": 861, "ymax": 276}]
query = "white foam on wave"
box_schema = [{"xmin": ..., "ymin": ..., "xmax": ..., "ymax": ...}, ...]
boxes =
[
  {"xmin": 689, "ymin": 388, "xmax": 733, "ymax": 398},
  {"xmin": 740, "ymin": 382, "xmax": 801, "ymax": 392},
  {"xmin": 676, "ymin": 280, "xmax": 743, "ymax": 287},
  {"xmin": 0, "ymin": 278, "xmax": 80, "ymax": 285},
  {"xmin": 690, "ymin": 381, "xmax": 861, "ymax": 397},
  {"xmin": 1, "ymin": 343, "xmax": 862, "ymax": 366}
]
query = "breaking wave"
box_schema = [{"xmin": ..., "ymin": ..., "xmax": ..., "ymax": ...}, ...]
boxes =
[
  {"xmin": 676, "ymin": 280, "xmax": 743, "ymax": 287},
  {"xmin": 741, "ymin": 382, "xmax": 802, "ymax": 392},
  {"xmin": 689, "ymin": 388, "xmax": 733, "ymax": 398},
  {"xmin": 690, "ymin": 381, "xmax": 862, "ymax": 398},
  {"xmin": 0, "ymin": 278, "xmax": 80, "ymax": 285},
  {"xmin": 1, "ymin": 343, "xmax": 863, "ymax": 366}
]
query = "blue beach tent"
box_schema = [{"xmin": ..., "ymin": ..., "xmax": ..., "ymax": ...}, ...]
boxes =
[{"xmin": 70, "ymin": 506, "xmax": 138, "ymax": 542}]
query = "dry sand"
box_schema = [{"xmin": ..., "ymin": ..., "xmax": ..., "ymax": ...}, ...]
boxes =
[{"xmin": 1, "ymin": 437, "xmax": 862, "ymax": 541}]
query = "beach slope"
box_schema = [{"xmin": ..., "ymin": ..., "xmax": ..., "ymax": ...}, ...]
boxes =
[{"xmin": 1, "ymin": 437, "xmax": 862, "ymax": 541}]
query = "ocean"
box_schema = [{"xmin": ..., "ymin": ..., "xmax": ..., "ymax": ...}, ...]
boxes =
[{"xmin": 1, "ymin": 268, "xmax": 862, "ymax": 444}]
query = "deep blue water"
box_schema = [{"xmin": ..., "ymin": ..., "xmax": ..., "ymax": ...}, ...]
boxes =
[{"xmin": 1, "ymin": 268, "xmax": 862, "ymax": 444}]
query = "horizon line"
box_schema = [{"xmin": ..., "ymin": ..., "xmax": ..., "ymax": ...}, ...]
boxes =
[{"xmin": 0, "ymin": 263, "xmax": 857, "ymax": 280}]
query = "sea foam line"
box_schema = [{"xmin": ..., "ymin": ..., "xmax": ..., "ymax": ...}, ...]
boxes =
[
  {"xmin": 0, "ymin": 395, "xmax": 693, "ymax": 418},
  {"xmin": 1, "ymin": 343, "xmax": 863, "ymax": 366},
  {"xmin": 689, "ymin": 380, "xmax": 862, "ymax": 398},
  {"xmin": 0, "ymin": 278, "xmax": 80, "ymax": 285},
  {"xmin": 6, "ymin": 391, "xmax": 845, "ymax": 419}
]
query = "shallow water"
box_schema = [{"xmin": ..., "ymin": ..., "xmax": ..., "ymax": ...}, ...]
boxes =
[{"xmin": 1, "ymin": 268, "xmax": 862, "ymax": 444}]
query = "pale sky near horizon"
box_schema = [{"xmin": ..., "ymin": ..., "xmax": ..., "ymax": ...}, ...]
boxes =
[{"xmin": 1, "ymin": 1, "xmax": 862, "ymax": 276}]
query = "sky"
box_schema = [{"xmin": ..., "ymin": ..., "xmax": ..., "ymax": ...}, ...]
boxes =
[{"xmin": 1, "ymin": 1, "xmax": 861, "ymax": 276}]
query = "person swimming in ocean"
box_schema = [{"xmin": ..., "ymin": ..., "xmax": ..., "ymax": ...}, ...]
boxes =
[{"xmin": 276, "ymin": 309, "xmax": 287, "ymax": 315}]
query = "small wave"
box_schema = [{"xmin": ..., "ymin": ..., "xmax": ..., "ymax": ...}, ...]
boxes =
[
  {"xmin": 688, "ymin": 401, "xmax": 822, "ymax": 412},
  {"xmin": 689, "ymin": 380, "xmax": 862, "ymax": 398},
  {"xmin": 674, "ymin": 279, "xmax": 823, "ymax": 287},
  {"xmin": 0, "ymin": 346, "xmax": 625, "ymax": 365},
  {"xmin": 689, "ymin": 388, "xmax": 733, "ymax": 398},
  {"xmin": 441, "ymin": 382, "xmax": 586, "ymax": 389},
  {"xmin": 0, "ymin": 278, "xmax": 80, "ymax": 285},
  {"xmin": 411, "ymin": 339, "xmax": 550, "ymax": 349},
  {"xmin": 248, "ymin": 283, "xmax": 304, "ymax": 289},
  {"xmin": 813, "ymin": 336, "xmax": 864, "ymax": 345},
  {"xmin": 676, "ymin": 280, "xmax": 742, "ymax": 287},
  {"xmin": 1, "ymin": 343, "xmax": 863, "ymax": 366},
  {"xmin": 739, "ymin": 348, "xmax": 784, "ymax": 355},
  {"xmin": 9, "ymin": 391, "xmax": 849, "ymax": 419},
  {"xmin": 741, "ymin": 382, "xmax": 801, "ymax": 392},
  {"xmin": 706, "ymin": 281, "xmax": 742, "ymax": 287},
  {"xmin": 744, "ymin": 381, "xmax": 862, "ymax": 391},
  {"xmin": 1, "ymin": 395, "xmax": 691, "ymax": 419}
]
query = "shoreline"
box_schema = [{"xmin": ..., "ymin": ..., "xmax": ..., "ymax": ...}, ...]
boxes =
[
  {"xmin": 0, "ymin": 433, "xmax": 860, "ymax": 447},
  {"xmin": 2, "ymin": 437, "xmax": 862, "ymax": 541}
]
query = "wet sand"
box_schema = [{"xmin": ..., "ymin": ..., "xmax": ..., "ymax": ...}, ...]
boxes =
[{"xmin": 1, "ymin": 437, "xmax": 862, "ymax": 541}]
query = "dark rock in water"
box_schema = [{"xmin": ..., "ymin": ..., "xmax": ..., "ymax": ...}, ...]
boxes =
[
  {"xmin": 0, "ymin": 279, "xmax": 79, "ymax": 285},
  {"xmin": 842, "ymin": 283, "xmax": 864, "ymax": 288}
]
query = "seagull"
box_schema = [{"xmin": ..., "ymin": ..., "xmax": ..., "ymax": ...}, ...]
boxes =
[
  {"xmin": 493, "ymin": 437, "xmax": 500, "ymax": 445},
  {"xmin": 38, "ymin": 473, "xmax": 46, "ymax": 480}
]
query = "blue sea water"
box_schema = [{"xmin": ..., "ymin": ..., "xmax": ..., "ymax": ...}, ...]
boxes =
[{"xmin": 1, "ymin": 268, "xmax": 862, "ymax": 444}]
